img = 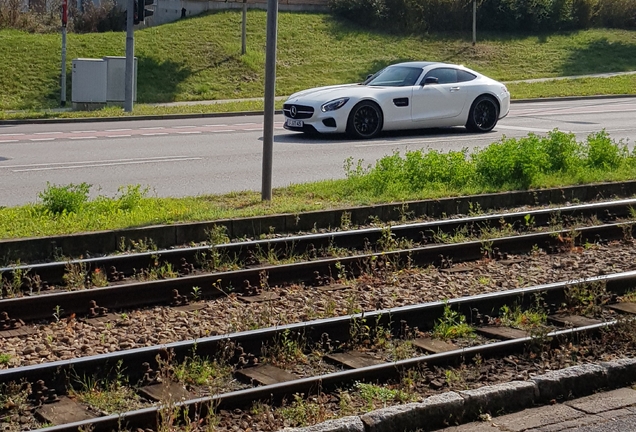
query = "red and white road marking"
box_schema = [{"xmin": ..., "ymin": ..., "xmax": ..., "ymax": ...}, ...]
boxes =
[{"xmin": 0, "ymin": 122, "xmax": 285, "ymax": 144}]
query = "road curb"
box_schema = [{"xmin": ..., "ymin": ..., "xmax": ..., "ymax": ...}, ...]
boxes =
[
  {"xmin": 0, "ymin": 110, "xmax": 283, "ymax": 125},
  {"xmin": 0, "ymin": 94, "xmax": 633, "ymax": 125},
  {"xmin": 285, "ymin": 358, "xmax": 636, "ymax": 432}
]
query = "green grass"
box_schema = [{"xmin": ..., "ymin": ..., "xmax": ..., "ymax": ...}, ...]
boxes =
[
  {"xmin": 1, "ymin": 12, "xmax": 636, "ymax": 111},
  {"xmin": 1, "ymin": 129, "xmax": 636, "ymax": 241},
  {"xmin": 0, "ymin": 100, "xmax": 284, "ymax": 121}
]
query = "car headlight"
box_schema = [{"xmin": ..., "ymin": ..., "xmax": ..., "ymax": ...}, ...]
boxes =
[{"xmin": 321, "ymin": 98, "xmax": 349, "ymax": 112}]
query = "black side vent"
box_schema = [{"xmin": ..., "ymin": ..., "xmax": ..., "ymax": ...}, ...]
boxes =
[{"xmin": 393, "ymin": 97, "xmax": 409, "ymax": 107}]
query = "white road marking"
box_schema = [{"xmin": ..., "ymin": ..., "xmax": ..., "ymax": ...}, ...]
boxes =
[
  {"xmin": 496, "ymin": 125, "xmax": 550, "ymax": 133},
  {"xmin": 69, "ymin": 136, "xmax": 97, "ymax": 140},
  {"xmin": 354, "ymin": 136, "xmax": 493, "ymax": 148},
  {"xmin": 203, "ymin": 124, "xmax": 227, "ymax": 127},
  {"xmin": 142, "ymin": 133, "xmax": 169, "ymax": 136},
  {"xmin": 211, "ymin": 130, "xmax": 234, "ymax": 133},
  {"xmin": 71, "ymin": 130, "xmax": 97, "ymax": 133},
  {"xmin": 140, "ymin": 127, "xmax": 165, "ymax": 130},
  {"xmin": 234, "ymin": 122, "xmax": 258, "ymax": 126},
  {"xmin": 176, "ymin": 131, "xmax": 201, "ymax": 134},
  {"xmin": 516, "ymin": 108, "xmax": 636, "ymax": 117},
  {"xmin": 29, "ymin": 138, "xmax": 56, "ymax": 141},
  {"xmin": 2, "ymin": 156, "xmax": 201, "ymax": 172},
  {"xmin": 0, "ymin": 139, "xmax": 19, "ymax": 143},
  {"xmin": 244, "ymin": 128, "xmax": 263, "ymax": 131},
  {"xmin": 0, "ymin": 133, "xmax": 24, "ymax": 136},
  {"xmin": 173, "ymin": 125, "xmax": 196, "ymax": 129},
  {"xmin": 105, "ymin": 128, "xmax": 132, "ymax": 132},
  {"xmin": 34, "ymin": 131, "xmax": 63, "ymax": 135},
  {"xmin": 107, "ymin": 135, "xmax": 132, "ymax": 138},
  {"xmin": 11, "ymin": 157, "xmax": 203, "ymax": 172}
]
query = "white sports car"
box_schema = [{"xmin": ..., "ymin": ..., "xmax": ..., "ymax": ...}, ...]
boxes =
[{"xmin": 283, "ymin": 61, "xmax": 510, "ymax": 139}]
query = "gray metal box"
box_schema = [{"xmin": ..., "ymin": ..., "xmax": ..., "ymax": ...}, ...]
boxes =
[
  {"xmin": 104, "ymin": 56, "xmax": 137, "ymax": 103},
  {"xmin": 71, "ymin": 58, "xmax": 107, "ymax": 103}
]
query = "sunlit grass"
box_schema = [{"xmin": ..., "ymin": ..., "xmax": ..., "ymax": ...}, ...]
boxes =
[{"xmin": 1, "ymin": 12, "xmax": 635, "ymax": 111}]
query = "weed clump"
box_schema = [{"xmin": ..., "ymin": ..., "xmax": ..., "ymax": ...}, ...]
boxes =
[
  {"xmin": 342, "ymin": 130, "xmax": 632, "ymax": 197},
  {"xmin": 38, "ymin": 182, "xmax": 91, "ymax": 214}
]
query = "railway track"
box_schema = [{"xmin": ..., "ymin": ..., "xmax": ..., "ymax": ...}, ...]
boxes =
[
  {"xmin": 2, "ymin": 270, "xmax": 636, "ymax": 431},
  {"xmin": 0, "ymin": 199, "xmax": 633, "ymax": 323},
  {"xmin": 2, "ymin": 192, "xmax": 636, "ymax": 431}
]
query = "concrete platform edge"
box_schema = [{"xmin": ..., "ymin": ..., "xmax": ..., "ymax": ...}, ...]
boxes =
[{"xmin": 283, "ymin": 358, "xmax": 636, "ymax": 432}]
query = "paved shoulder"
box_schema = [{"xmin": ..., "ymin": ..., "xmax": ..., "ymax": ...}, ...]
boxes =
[{"xmin": 440, "ymin": 387, "xmax": 636, "ymax": 432}]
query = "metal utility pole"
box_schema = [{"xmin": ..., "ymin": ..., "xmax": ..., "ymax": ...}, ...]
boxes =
[
  {"xmin": 124, "ymin": 0, "xmax": 135, "ymax": 112},
  {"xmin": 241, "ymin": 0, "xmax": 247, "ymax": 55},
  {"xmin": 472, "ymin": 0, "xmax": 476, "ymax": 46},
  {"xmin": 60, "ymin": 0, "xmax": 68, "ymax": 106},
  {"xmin": 261, "ymin": 0, "xmax": 278, "ymax": 201}
]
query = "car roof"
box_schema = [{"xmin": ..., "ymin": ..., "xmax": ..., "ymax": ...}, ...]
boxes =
[{"xmin": 391, "ymin": 61, "xmax": 468, "ymax": 70}]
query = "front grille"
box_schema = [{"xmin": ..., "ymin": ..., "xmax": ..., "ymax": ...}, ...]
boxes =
[{"xmin": 283, "ymin": 104, "xmax": 314, "ymax": 120}]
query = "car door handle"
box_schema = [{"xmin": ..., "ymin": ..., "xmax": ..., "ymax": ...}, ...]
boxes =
[{"xmin": 450, "ymin": 87, "xmax": 460, "ymax": 92}]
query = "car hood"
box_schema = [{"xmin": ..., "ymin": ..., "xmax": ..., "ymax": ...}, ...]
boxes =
[{"xmin": 286, "ymin": 84, "xmax": 382, "ymax": 104}]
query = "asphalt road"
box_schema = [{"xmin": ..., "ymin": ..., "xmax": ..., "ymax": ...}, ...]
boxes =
[{"xmin": 1, "ymin": 97, "xmax": 635, "ymax": 207}]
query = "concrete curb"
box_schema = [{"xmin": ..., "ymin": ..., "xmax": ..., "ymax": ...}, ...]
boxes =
[
  {"xmin": 284, "ymin": 358, "xmax": 636, "ymax": 432},
  {"xmin": 0, "ymin": 110, "xmax": 283, "ymax": 125},
  {"xmin": 1, "ymin": 94, "xmax": 634, "ymax": 125}
]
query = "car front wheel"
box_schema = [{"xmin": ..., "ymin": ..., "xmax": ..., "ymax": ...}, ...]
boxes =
[
  {"xmin": 346, "ymin": 101, "xmax": 383, "ymax": 139},
  {"xmin": 466, "ymin": 95, "xmax": 499, "ymax": 133}
]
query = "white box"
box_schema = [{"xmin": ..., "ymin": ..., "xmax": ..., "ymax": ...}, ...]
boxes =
[{"xmin": 71, "ymin": 58, "xmax": 107, "ymax": 103}]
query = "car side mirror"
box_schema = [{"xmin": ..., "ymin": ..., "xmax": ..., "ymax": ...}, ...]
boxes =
[{"xmin": 422, "ymin": 77, "xmax": 439, "ymax": 85}]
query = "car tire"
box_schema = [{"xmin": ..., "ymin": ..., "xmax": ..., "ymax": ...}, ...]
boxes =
[
  {"xmin": 466, "ymin": 95, "xmax": 499, "ymax": 133},
  {"xmin": 346, "ymin": 101, "xmax": 383, "ymax": 139}
]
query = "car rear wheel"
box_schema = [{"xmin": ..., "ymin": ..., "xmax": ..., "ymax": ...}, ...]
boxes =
[
  {"xmin": 346, "ymin": 101, "xmax": 383, "ymax": 139},
  {"xmin": 466, "ymin": 95, "xmax": 499, "ymax": 133}
]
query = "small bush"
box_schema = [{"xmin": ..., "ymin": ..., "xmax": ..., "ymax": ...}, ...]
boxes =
[
  {"xmin": 584, "ymin": 130, "xmax": 626, "ymax": 170},
  {"xmin": 473, "ymin": 134, "xmax": 549, "ymax": 188},
  {"xmin": 38, "ymin": 182, "xmax": 91, "ymax": 214},
  {"xmin": 116, "ymin": 185, "xmax": 149, "ymax": 211}
]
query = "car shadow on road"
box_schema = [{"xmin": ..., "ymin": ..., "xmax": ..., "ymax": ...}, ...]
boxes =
[{"xmin": 272, "ymin": 126, "xmax": 486, "ymax": 144}]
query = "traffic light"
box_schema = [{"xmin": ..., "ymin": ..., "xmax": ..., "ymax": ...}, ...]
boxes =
[
  {"xmin": 137, "ymin": 0, "xmax": 154, "ymax": 22},
  {"xmin": 133, "ymin": 0, "xmax": 140, "ymax": 25}
]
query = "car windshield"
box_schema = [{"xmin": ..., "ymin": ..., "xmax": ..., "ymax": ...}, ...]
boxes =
[{"xmin": 364, "ymin": 66, "xmax": 423, "ymax": 87}]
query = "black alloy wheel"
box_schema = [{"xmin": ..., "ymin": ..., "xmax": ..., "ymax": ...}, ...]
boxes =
[
  {"xmin": 347, "ymin": 101, "xmax": 383, "ymax": 139},
  {"xmin": 466, "ymin": 95, "xmax": 499, "ymax": 133}
]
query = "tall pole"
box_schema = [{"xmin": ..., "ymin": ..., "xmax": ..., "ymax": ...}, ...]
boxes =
[
  {"xmin": 60, "ymin": 0, "xmax": 67, "ymax": 106},
  {"xmin": 472, "ymin": 0, "xmax": 476, "ymax": 46},
  {"xmin": 261, "ymin": 0, "xmax": 278, "ymax": 201},
  {"xmin": 124, "ymin": 0, "xmax": 135, "ymax": 112},
  {"xmin": 241, "ymin": 0, "xmax": 247, "ymax": 55}
]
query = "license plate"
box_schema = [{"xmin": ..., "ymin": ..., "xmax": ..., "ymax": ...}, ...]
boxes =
[{"xmin": 286, "ymin": 119, "xmax": 304, "ymax": 128}]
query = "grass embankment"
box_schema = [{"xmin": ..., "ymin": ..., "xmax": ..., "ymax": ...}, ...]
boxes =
[
  {"xmin": 1, "ymin": 130, "xmax": 633, "ymax": 240},
  {"xmin": 1, "ymin": 11, "xmax": 636, "ymax": 113}
]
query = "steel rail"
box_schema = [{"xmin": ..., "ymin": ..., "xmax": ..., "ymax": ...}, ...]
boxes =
[
  {"xmin": 1, "ymin": 197, "xmax": 632, "ymax": 287},
  {"xmin": 2, "ymin": 269, "xmax": 634, "ymax": 389},
  {"xmin": 1, "ymin": 220, "xmax": 634, "ymax": 322},
  {"xmin": 36, "ymin": 321, "xmax": 617, "ymax": 432}
]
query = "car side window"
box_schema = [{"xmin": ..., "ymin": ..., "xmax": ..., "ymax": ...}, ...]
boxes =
[
  {"xmin": 423, "ymin": 68, "xmax": 458, "ymax": 85},
  {"xmin": 457, "ymin": 70, "xmax": 477, "ymax": 82}
]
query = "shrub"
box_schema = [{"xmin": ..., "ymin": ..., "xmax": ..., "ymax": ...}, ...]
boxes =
[
  {"xmin": 584, "ymin": 130, "xmax": 626, "ymax": 170},
  {"xmin": 330, "ymin": 0, "xmax": 636, "ymax": 34},
  {"xmin": 116, "ymin": 184, "xmax": 149, "ymax": 211},
  {"xmin": 473, "ymin": 134, "xmax": 549, "ymax": 188},
  {"xmin": 0, "ymin": 0, "xmax": 124, "ymax": 33},
  {"xmin": 38, "ymin": 182, "xmax": 91, "ymax": 214}
]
